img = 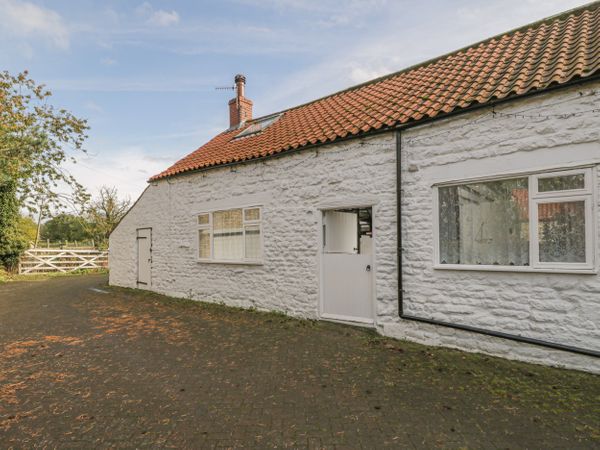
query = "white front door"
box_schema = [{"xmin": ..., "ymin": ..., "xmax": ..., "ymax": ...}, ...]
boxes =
[
  {"xmin": 321, "ymin": 208, "xmax": 374, "ymax": 324},
  {"xmin": 137, "ymin": 228, "xmax": 152, "ymax": 286}
]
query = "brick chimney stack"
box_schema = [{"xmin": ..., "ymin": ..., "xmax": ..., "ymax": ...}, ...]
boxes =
[{"xmin": 229, "ymin": 74, "xmax": 253, "ymax": 128}]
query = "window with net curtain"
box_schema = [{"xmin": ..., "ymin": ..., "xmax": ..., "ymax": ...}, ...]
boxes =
[
  {"xmin": 197, "ymin": 207, "xmax": 261, "ymax": 262},
  {"xmin": 536, "ymin": 173, "xmax": 587, "ymax": 264},
  {"xmin": 437, "ymin": 169, "xmax": 592, "ymax": 268},
  {"xmin": 213, "ymin": 209, "xmax": 244, "ymax": 260},
  {"xmin": 438, "ymin": 178, "xmax": 530, "ymax": 266}
]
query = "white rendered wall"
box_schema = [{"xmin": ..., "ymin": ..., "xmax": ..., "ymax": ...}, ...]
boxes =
[{"xmin": 110, "ymin": 81, "xmax": 600, "ymax": 373}]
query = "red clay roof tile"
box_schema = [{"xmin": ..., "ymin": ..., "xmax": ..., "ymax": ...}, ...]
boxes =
[{"xmin": 151, "ymin": 3, "xmax": 600, "ymax": 181}]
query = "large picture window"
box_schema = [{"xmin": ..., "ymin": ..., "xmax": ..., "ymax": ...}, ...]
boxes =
[
  {"xmin": 197, "ymin": 206, "xmax": 262, "ymax": 263},
  {"xmin": 436, "ymin": 168, "xmax": 595, "ymax": 271}
]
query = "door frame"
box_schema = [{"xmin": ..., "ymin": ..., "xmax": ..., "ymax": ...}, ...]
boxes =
[
  {"xmin": 318, "ymin": 203, "xmax": 377, "ymax": 327},
  {"xmin": 136, "ymin": 227, "xmax": 152, "ymax": 286}
]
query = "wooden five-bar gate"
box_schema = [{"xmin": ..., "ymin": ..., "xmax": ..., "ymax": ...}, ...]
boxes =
[{"xmin": 19, "ymin": 249, "xmax": 108, "ymax": 274}]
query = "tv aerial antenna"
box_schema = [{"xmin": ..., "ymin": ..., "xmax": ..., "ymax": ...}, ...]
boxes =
[{"xmin": 215, "ymin": 85, "xmax": 235, "ymax": 91}]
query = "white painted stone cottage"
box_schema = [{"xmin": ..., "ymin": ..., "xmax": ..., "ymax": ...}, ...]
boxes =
[{"xmin": 110, "ymin": 4, "xmax": 600, "ymax": 373}]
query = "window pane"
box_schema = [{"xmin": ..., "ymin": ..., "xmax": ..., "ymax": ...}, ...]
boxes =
[
  {"xmin": 538, "ymin": 201, "xmax": 586, "ymax": 263},
  {"xmin": 198, "ymin": 214, "xmax": 209, "ymax": 226},
  {"xmin": 244, "ymin": 208, "xmax": 260, "ymax": 221},
  {"xmin": 323, "ymin": 210, "xmax": 358, "ymax": 254},
  {"xmin": 213, "ymin": 209, "xmax": 243, "ymax": 260},
  {"xmin": 245, "ymin": 225, "xmax": 261, "ymax": 260},
  {"xmin": 198, "ymin": 229, "xmax": 210, "ymax": 259},
  {"xmin": 439, "ymin": 178, "xmax": 529, "ymax": 265},
  {"xmin": 538, "ymin": 174, "xmax": 585, "ymax": 192}
]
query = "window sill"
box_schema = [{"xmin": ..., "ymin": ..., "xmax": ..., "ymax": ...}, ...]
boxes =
[
  {"xmin": 197, "ymin": 259, "xmax": 264, "ymax": 266},
  {"xmin": 433, "ymin": 264, "xmax": 597, "ymax": 275}
]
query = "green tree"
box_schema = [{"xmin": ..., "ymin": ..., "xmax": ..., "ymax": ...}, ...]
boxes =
[
  {"xmin": 86, "ymin": 186, "xmax": 131, "ymax": 249},
  {"xmin": 42, "ymin": 214, "xmax": 91, "ymax": 243},
  {"xmin": 18, "ymin": 215, "xmax": 38, "ymax": 245},
  {"xmin": 0, "ymin": 70, "xmax": 88, "ymax": 269}
]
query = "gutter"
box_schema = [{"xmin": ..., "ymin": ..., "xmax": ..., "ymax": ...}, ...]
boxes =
[{"xmin": 395, "ymin": 129, "xmax": 600, "ymax": 358}]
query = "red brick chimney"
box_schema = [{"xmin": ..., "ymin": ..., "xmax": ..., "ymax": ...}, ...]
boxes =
[{"xmin": 229, "ymin": 74, "xmax": 253, "ymax": 128}]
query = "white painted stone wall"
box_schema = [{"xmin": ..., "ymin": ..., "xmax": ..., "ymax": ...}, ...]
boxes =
[
  {"xmin": 109, "ymin": 132, "xmax": 398, "ymax": 320},
  {"xmin": 385, "ymin": 81, "xmax": 600, "ymax": 373},
  {"xmin": 110, "ymin": 81, "xmax": 600, "ymax": 373}
]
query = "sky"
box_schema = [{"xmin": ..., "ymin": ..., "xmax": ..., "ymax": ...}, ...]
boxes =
[{"xmin": 0, "ymin": 0, "xmax": 593, "ymax": 203}]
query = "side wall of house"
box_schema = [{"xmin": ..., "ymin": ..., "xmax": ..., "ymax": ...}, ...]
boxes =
[
  {"xmin": 110, "ymin": 80, "xmax": 600, "ymax": 373},
  {"xmin": 383, "ymin": 81, "xmax": 600, "ymax": 373},
  {"xmin": 109, "ymin": 132, "xmax": 398, "ymax": 318}
]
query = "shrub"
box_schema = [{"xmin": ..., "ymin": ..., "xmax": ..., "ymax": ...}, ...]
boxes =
[{"xmin": 0, "ymin": 179, "xmax": 26, "ymax": 271}]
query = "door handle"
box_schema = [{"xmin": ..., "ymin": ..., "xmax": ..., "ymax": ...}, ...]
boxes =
[{"xmin": 366, "ymin": 265, "xmax": 371, "ymax": 272}]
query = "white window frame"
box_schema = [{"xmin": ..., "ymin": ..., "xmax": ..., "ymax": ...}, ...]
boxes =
[
  {"xmin": 196, "ymin": 206, "xmax": 263, "ymax": 265},
  {"xmin": 433, "ymin": 166, "xmax": 596, "ymax": 274}
]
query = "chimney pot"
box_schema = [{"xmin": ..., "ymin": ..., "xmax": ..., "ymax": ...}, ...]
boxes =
[{"xmin": 234, "ymin": 74, "xmax": 246, "ymax": 98}]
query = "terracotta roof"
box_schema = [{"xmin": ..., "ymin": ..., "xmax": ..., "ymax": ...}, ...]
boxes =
[{"xmin": 151, "ymin": 3, "xmax": 600, "ymax": 181}]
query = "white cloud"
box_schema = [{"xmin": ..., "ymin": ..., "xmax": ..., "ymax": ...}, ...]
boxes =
[
  {"xmin": 136, "ymin": 2, "xmax": 180, "ymax": 27},
  {"xmin": 65, "ymin": 147, "xmax": 175, "ymax": 201},
  {"xmin": 103, "ymin": 7, "xmax": 120, "ymax": 24},
  {"xmin": 260, "ymin": 0, "xmax": 593, "ymax": 114},
  {"xmin": 148, "ymin": 9, "xmax": 180, "ymax": 27},
  {"xmin": 100, "ymin": 57, "xmax": 117, "ymax": 66},
  {"xmin": 348, "ymin": 65, "xmax": 392, "ymax": 84},
  {"xmin": 135, "ymin": 2, "xmax": 153, "ymax": 17},
  {"xmin": 61, "ymin": 125, "xmax": 223, "ymax": 203},
  {"xmin": 0, "ymin": 0, "xmax": 69, "ymax": 49},
  {"xmin": 84, "ymin": 101, "xmax": 103, "ymax": 113}
]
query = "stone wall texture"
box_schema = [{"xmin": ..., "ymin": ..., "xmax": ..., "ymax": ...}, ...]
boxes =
[{"xmin": 110, "ymin": 81, "xmax": 600, "ymax": 373}]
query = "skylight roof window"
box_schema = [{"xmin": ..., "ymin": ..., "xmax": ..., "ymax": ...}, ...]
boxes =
[{"xmin": 235, "ymin": 113, "xmax": 282, "ymax": 139}]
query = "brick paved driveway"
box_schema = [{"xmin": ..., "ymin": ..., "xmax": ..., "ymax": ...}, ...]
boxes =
[{"xmin": 0, "ymin": 274, "xmax": 598, "ymax": 449}]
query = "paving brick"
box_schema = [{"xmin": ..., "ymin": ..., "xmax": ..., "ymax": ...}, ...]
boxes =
[{"xmin": 1, "ymin": 274, "xmax": 598, "ymax": 448}]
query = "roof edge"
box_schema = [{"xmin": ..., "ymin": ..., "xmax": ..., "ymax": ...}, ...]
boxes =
[{"xmin": 149, "ymin": 73, "xmax": 600, "ymax": 183}]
